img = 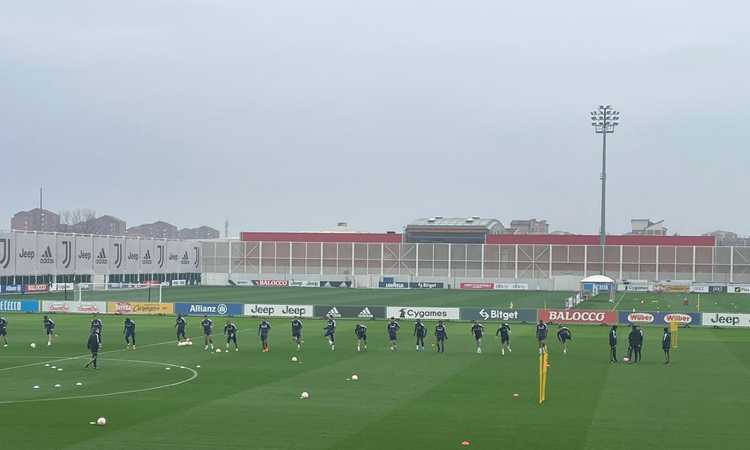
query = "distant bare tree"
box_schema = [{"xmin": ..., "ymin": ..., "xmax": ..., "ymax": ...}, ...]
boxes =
[
  {"xmin": 58, "ymin": 209, "xmax": 97, "ymax": 225},
  {"xmin": 59, "ymin": 210, "xmax": 72, "ymax": 226}
]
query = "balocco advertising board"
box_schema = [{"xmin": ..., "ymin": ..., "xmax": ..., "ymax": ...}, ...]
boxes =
[
  {"xmin": 251, "ymin": 280, "xmax": 289, "ymax": 287},
  {"xmin": 538, "ymin": 309, "xmax": 616, "ymax": 324},
  {"xmin": 702, "ymin": 313, "xmax": 750, "ymax": 328},
  {"xmin": 107, "ymin": 302, "xmax": 174, "ymax": 315},
  {"xmin": 41, "ymin": 301, "xmax": 107, "ymax": 314},
  {"xmin": 244, "ymin": 304, "xmax": 314, "ymax": 318},
  {"xmin": 24, "ymin": 284, "xmax": 49, "ymax": 293},
  {"xmin": 386, "ymin": 306, "xmax": 460, "ymax": 320}
]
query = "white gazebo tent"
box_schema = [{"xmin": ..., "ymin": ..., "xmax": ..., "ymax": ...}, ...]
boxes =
[{"xmin": 580, "ymin": 275, "xmax": 616, "ymax": 300}]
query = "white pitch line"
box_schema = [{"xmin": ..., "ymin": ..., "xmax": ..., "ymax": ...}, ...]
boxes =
[
  {"xmin": 611, "ymin": 292, "xmax": 627, "ymax": 311},
  {"xmin": 0, "ymin": 326, "xmax": 246, "ymax": 372},
  {"xmin": 0, "ymin": 338, "xmax": 183, "ymax": 373},
  {"xmin": 0, "ymin": 359, "xmax": 198, "ymax": 405},
  {"xmin": 0, "ymin": 355, "xmax": 80, "ymax": 359}
]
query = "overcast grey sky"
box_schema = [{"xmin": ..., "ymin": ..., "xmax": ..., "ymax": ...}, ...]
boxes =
[{"xmin": 2, "ymin": 0, "xmax": 748, "ymax": 236}]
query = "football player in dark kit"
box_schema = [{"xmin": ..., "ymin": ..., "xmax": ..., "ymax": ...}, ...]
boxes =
[
  {"xmin": 90, "ymin": 315, "xmax": 103, "ymax": 337},
  {"xmin": 324, "ymin": 315, "xmax": 336, "ymax": 351},
  {"xmin": 201, "ymin": 315, "xmax": 214, "ymax": 351},
  {"xmin": 556, "ymin": 325, "xmax": 572, "ymax": 354},
  {"xmin": 355, "ymin": 322, "xmax": 368, "ymax": 352},
  {"xmin": 434, "ymin": 321, "xmax": 448, "ymax": 353},
  {"xmin": 84, "ymin": 331, "xmax": 101, "ymax": 369},
  {"xmin": 291, "ymin": 318, "xmax": 303, "ymax": 351},
  {"xmin": 414, "ymin": 319, "xmax": 427, "ymax": 352},
  {"xmin": 628, "ymin": 325, "xmax": 644, "ymax": 363},
  {"xmin": 0, "ymin": 316, "xmax": 8, "ymax": 347},
  {"xmin": 43, "ymin": 315, "xmax": 56, "ymax": 346},
  {"xmin": 175, "ymin": 314, "xmax": 187, "ymax": 343},
  {"xmin": 662, "ymin": 326, "xmax": 671, "ymax": 364},
  {"xmin": 471, "ymin": 321, "xmax": 485, "ymax": 354},
  {"xmin": 224, "ymin": 320, "xmax": 239, "ymax": 351},
  {"xmin": 123, "ymin": 317, "xmax": 136, "ymax": 350},
  {"xmin": 536, "ymin": 320, "xmax": 548, "ymax": 354},
  {"xmin": 609, "ymin": 325, "xmax": 618, "ymax": 363},
  {"xmin": 497, "ymin": 322, "xmax": 511, "ymax": 355},
  {"xmin": 258, "ymin": 320, "xmax": 271, "ymax": 352},
  {"xmin": 387, "ymin": 318, "xmax": 400, "ymax": 351}
]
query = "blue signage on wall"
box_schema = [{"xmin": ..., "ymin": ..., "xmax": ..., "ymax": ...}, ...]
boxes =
[
  {"xmin": 0, "ymin": 299, "xmax": 39, "ymax": 313},
  {"xmin": 174, "ymin": 303, "xmax": 243, "ymax": 316}
]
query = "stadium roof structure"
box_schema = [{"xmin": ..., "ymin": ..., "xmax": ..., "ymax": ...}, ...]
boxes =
[
  {"xmin": 487, "ymin": 233, "xmax": 715, "ymax": 246},
  {"xmin": 241, "ymin": 231, "xmax": 402, "ymax": 243},
  {"xmin": 407, "ymin": 216, "xmax": 503, "ymax": 230},
  {"xmin": 404, "ymin": 217, "xmax": 504, "ymax": 244},
  {"xmin": 581, "ymin": 275, "xmax": 615, "ymax": 284}
]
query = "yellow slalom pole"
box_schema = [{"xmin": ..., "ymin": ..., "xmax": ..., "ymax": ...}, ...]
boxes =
[
  {"xmin": 539, "ymin": 349, "xmax": 548, "ymax": 404},
  {"xmin": 538, "ymin": 352, "xmax": 543, "ymax": 404},
  {"xmin": 542, "ymin": 351, "xmax": 548, "ymax": 402},
  {"xmin": 670, "ymin": 320, "xmax": 678, "ymax": 349}
]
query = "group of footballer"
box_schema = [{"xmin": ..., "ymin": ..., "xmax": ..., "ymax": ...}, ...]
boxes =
[{"xmin": 0, "ymin": 313, "xmax": 673, "ymax": 366}]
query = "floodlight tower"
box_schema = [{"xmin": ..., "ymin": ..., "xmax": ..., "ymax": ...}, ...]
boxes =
[{"xmin": 590, "ymin": 105, "xmax": 620, "ymax": 275}]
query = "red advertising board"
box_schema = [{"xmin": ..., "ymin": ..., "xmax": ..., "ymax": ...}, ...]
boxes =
[
  {"xmin": 252, "ymin": 280, "xmax": 289, "ymax": 287},
  {"xmin": 459, "ymin": 282, "xmax": 494, "ymax": 290},
  {"xmin": 24, "ymin": 284, "xmax": 49, "ymax": 293},
  {"xmin": 538, "ymin": 309, "xmax": 616, "ymax": 324}
]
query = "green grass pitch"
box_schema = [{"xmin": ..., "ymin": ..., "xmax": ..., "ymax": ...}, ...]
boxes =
[{"xmin": 1, "ymin": 287, "xmax": 749, "ymax": 449}]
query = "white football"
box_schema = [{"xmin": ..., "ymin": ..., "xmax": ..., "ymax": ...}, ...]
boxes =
[
  {"xmin": 300, "ymin": 391, "xmax": 309, "ymax": 399},
  {"xmin": 291, "ymin": 356, "xmax": 298, "ymax": 362},
  {"xmin": 215, "ymin": 348, "xmax": 222, "ymax": 353},
  {"xmin": 96, "ymin": 417, "xmax": 106, "ymax": 426},
  {"xmin": 351, "ymin": 374, "xmax": 359, "ymax": 381},
  {"xmin": 30, "ymin": 343, "xmax": 36, "ymax": 349},
  {"xmin": 623, "ymin": 357, "xmax": 630, "ymax": 362}
]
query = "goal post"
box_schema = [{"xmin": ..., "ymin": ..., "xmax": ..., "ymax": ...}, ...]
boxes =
[{"xmin": 76, "ymin": 283, "xmax": 162, "ymax": 303}]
